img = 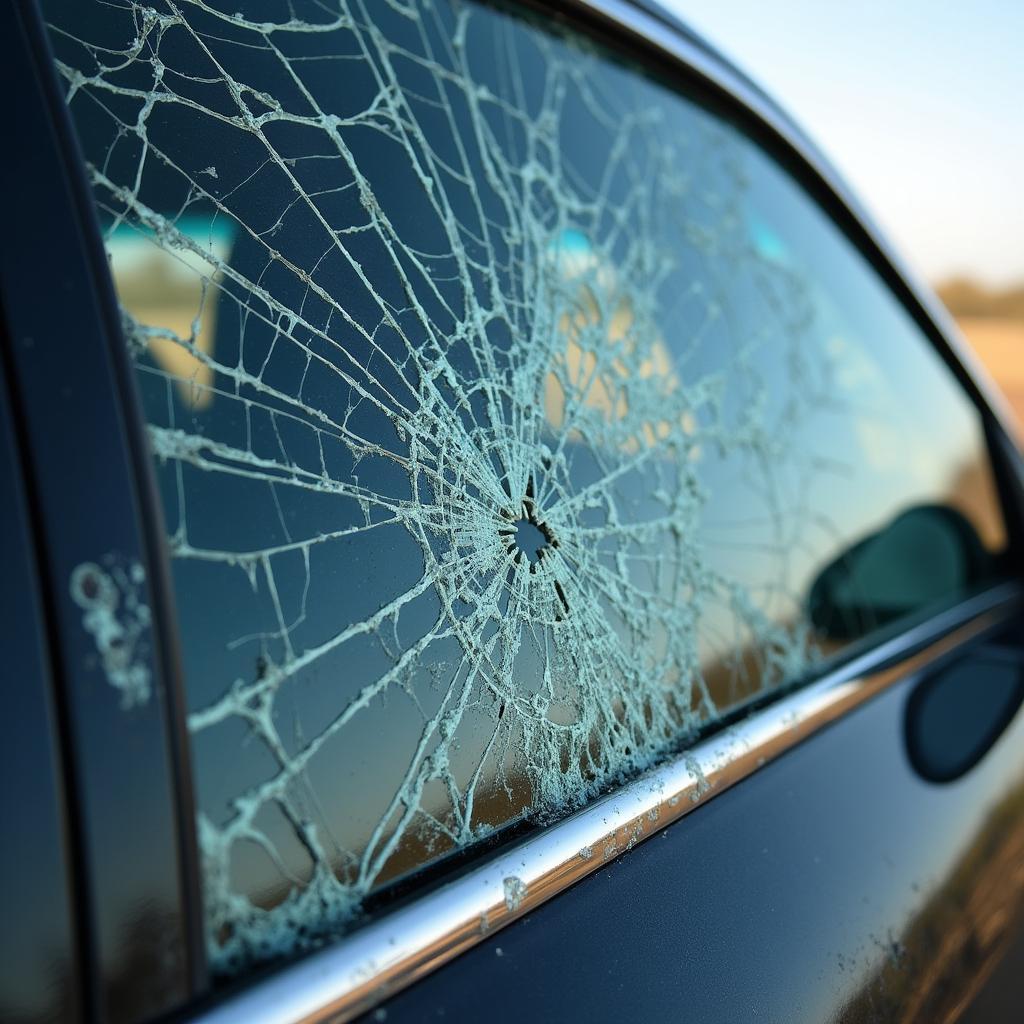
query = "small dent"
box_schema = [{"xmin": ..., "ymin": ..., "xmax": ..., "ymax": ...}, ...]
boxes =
[
  {"xmin": 502, "ymin": 875, "xmax": 527, "ymax": 912},
  {"xmin": 70, "ymin": 559, "xmax": 152, "ymax": 708}
]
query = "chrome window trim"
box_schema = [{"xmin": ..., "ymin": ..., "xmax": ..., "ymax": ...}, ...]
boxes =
[
  {"xmin": 170, "ymin": 2, "xmax": 1024, "ymax": 1019},
  {"xmin": 190, "ymin": 579, "xmax": 1022, "ymax": 1024}
]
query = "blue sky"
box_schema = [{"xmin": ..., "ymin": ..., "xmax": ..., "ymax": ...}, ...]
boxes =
[{"xmin": 663, "ymin": 0, "xmax": 1024, "ymax": 286}]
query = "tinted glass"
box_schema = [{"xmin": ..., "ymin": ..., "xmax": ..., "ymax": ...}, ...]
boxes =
[{"xmin": 44, "ymin": 0, "xmax": 1006, "ymax": 978}]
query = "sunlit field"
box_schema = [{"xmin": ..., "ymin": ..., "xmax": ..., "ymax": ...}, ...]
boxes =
[
  {"xmin": 958, "ymin": 318, "xmax": 1024, "ymax": 431},
  {"xmin": 938, "ymin": 280, "xmax": 1024, "ymax": 436}
]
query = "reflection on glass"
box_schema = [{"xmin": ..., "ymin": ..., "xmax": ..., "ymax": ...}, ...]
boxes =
[
  {"xmin": 45, "ymin": 0, "xmax": 1007, "ymax": 978},
  {"xmin": 108, "ymin": 218, "xmax": 232, "ymax": 409}
]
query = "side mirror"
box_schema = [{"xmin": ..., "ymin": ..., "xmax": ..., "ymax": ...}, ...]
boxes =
[
  {"xmin": 905, "ymin": 646, "xmax": 1024, "ymax": 783},
  {"xmin": 807, "ymin": 505, "xmax": 990, "ymax": 642}
]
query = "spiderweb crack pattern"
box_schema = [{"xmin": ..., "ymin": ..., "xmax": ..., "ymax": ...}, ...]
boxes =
[{"xmin": 48, "ymin": 0, "xmax": 824, "ymax": 971}]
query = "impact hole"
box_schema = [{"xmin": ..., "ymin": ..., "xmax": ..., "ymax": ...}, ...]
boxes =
[{"xmin": 512, "ymin": 518, "xmax": 548, "ymax": 564}]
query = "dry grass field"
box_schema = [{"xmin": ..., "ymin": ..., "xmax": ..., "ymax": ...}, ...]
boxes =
[
  {"xmin": 956, "ymin": 317, "xmax": 1024, "ymax": 432},
  {"xmin": 937, "ymin": 280, "xmax": 1024, "ymax": 437}
]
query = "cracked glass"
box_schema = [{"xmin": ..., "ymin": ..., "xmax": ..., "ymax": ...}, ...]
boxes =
[{"xmin": 44, "ymin": 0, "xmax": 1007, "ymax": 978}]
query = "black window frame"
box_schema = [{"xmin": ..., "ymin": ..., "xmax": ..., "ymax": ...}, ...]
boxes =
[
  {"xmin": 1, "ymin": 2, "xmax": 205, "ymax": 1021},
  {"xmin": 0, "ymin": 307, "xmax": 83, "ymax": 1024}
]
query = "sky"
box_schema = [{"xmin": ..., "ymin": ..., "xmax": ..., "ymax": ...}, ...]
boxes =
[{"xmin": 661, "ymin": 0, "xmax": 1024, "ymax": 288}]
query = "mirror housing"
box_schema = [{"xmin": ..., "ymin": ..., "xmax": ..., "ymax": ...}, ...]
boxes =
[{"xmin": 808, "ymin": 505, "xmax": 990, "ymax": 642}]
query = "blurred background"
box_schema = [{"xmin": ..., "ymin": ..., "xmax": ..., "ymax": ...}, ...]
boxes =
[{"xmin": 663, "ymin": 0, "xmax": 1024, "ymax": 426}]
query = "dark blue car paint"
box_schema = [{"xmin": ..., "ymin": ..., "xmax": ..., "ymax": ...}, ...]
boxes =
[{"xmin": 357, "ymin": 627, "xmax": 1024, "ymax": 1022}]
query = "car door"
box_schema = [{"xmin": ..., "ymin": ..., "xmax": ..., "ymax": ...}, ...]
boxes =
[{"xmin": 5, "ymin": 1, "xmax": 1024, "ymax": 1022}]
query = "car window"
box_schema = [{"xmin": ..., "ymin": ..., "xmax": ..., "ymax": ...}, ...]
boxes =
[{"xmin": 43, "ymin": 0, "xmax": 1007, "ymax": 980}]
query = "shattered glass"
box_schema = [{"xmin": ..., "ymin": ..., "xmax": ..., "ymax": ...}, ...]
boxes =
[{"xmin": 44, "ymin": 0, "xmax": 1006, "ymax": 976}]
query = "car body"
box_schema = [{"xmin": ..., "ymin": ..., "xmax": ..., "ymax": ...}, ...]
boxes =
[{"xmin": 3, "ymin": 1, "xmax": 1024, "ymax": 1023}]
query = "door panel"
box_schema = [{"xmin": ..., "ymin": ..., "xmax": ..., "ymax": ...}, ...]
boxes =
[{"xmin": 362, "ymin": 618, "xmax": 1024, "ymax": 1023}]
